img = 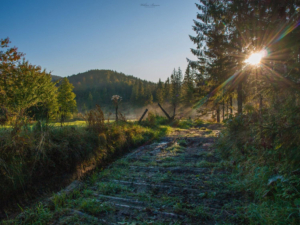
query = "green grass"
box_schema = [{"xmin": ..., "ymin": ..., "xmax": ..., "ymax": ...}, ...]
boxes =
[
  {"xmin": 0, "ymin": 119, "xmax": 137, "ymax": 130},
  {"xmin": 0, "ymin": 120, "xmax": 169, "ymax": 208},
  {"xmin": 50, "ymin": 120, "xmax": 87, "ymax": 127}
]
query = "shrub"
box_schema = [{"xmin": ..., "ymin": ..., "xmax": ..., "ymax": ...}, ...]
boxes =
[{"xmin": 141, "ymin": 112, "xmax": 168, "ymax": 127}]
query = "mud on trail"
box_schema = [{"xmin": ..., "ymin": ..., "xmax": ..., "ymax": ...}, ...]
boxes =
[{"xmin": 3, "ymin": 126, "xmax": 249, "ymax": 224}]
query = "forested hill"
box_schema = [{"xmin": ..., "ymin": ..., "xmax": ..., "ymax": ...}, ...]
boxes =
[
  {"xmin": 51, "ymin": 75, "xmax": 62, "ymax": 81},
  {"xmin": 65, "ymin": 69, "xmax": 156, "ymax": 111}
]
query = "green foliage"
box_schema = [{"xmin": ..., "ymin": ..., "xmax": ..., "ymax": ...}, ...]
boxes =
[
  {"xmin": 176, "ymin": 119, "xmax": 194, "ymax": 129},
  {"xmin": 177, "ymin": 139, "xmax": 188, "ymax": 147},
  {"xmin": 140, "ymin": 112, "xmax": 169, "ymax": 128},
  {"xmin": 217, "ymin": 96, "xmax": 300, "ymax": 223},
  {"xmin": 156, "ymin": 79, "xmax": 164, "ymax": 104},
  {"xmin": 182, "ymin": 65, "xmax": 195, "ymax": 104},
  {"xmin": 1, "ymin": 61, "xmax": 57, "ymax": 113},
  {"xmin": 57, "ymin": 78, "xmax": 77, "ymax": 123},
  {"xmin": 0, "ymin": 38, "xmax": 59, "ymax": 126},
  {"xmin": 170, "ymin": 68, "xmax": 183, "ymax": 117}
]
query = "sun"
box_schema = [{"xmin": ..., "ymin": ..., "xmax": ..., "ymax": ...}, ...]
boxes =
[{"xmin": 245, "ymin": 52, "xmax": 264, "ymax": 65}]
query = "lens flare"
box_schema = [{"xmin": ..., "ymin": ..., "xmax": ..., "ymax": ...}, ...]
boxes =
[{"xmin": 245, "ymin": 52, "xmax": 263, "ymax": 65}]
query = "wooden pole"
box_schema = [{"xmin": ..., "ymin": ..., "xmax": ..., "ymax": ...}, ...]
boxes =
[
  {"xmin": 158, "ymin": 103, "xmax": 171, "ymax": 120},
  {"xmin": 138, "ymin": 109, "xmax": 148, "ymax": 124}
]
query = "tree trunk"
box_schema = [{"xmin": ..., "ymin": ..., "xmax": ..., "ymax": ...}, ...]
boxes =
[
  {"xmin": 116, "ymin": 105, "xmax": 118, "ymax": 122},
  {"xmin": 45, "ymin": 107, "xmax": 49, "ymax": 126},
  {"xmin": 259, "ymin": 95, "xmax": 263, "ymax": 114},
  {"xmin": 237, "ymin": 83, "xmax": 243, "ymax": 115},
  {"xmin": 227, "ymin": 100, "xmax": 229, "ymax": 119},
  {"xmin": 222, "ymin": 100, "xmax": 225, "ymax": 121},
  {"xmin": 217, "ymin": 106, "xmax": 220, "ymax": 123},
  {"xmin": 60, "ymin": 113, "xmax": 64, "ymax": 127},
  {"xmin": 230, "ymin": 95, "xmax": 233, "ymax": 114},
  {"xmin": 173, "ymin": 105, "xmax": 176, "ymax": 119}
]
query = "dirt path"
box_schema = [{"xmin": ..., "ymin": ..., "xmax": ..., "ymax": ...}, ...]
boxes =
[{"xmin": 6, "ymin": 126, "xmax": 247, "ymax": 224}]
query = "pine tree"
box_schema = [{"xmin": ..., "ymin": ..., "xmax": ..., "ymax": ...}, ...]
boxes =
[
  {"xmin": 156, "ymin": 79, "xmax": 164, "ymax": 104},
  {"xmin": 138, "ymin": 80, "xmax": 144, "ymax": 103},
  {"xmin": 182, "ymin": 65, "xmax": 195, "ymax": 104},
  {"xmin": 130, "ymin": 81, "xmax": 139, "ymax": 104},
  {"xmin": 145, "ymin": 86, "xmax": 153, "ymax": 105},
  {"xmin": 164, "ymin": 77, "xmax": 171, "ymax": 103},
  {"xmin": 189, "ymin": 0, "xmax": 300, "ymax": 119},
  {"xmin": 188, "ymin": 1, "xmax": 238, "ymax": 118},
  {"xmin": 170, "ymin": 68, "xmax": 182, "ymax": 118},
  {"xmin": 57, "ymin": 78, "xmax": 77, "ymax": 125}
]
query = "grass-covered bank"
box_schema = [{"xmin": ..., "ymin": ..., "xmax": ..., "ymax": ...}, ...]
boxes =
[
  {"xmin": 0, "ymin": 118, "xmax": 169, "ymax": 213},
  {"xmin": 216, "ymin": 113, "xmax": 300, "ymax": 224}
]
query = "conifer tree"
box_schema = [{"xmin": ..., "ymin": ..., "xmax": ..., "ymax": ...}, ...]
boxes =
[
  {"xmin": 130, "ymin": 81, "xmax": 139, "ymax": 104},
  {"xmin": 170, "ymin": 68, "xmax": 182, "ymax": 118},
  {"xmin": 188, "ymin": 1, "xmax": 240, "ymax": 118},
  {"xmin": 156, "ymin": 79, "xmax": 164, "ymax": 104},
  {"xmin": 146, "ymin": 87, "xmax": 153, "ymax": 105},
  {"xmin": 57, "ymin": 78, "xmax": 77, "ymax": 125},
  {"xmin": 164, "ymin": 77, "xmax": 171, "ymax": 103},
  {"xmin": 189, "ymin": 0, "xmax": 300, "ymax": 119},
  {"xmin": 138, "ymin": 80, "xmax": 144, "ymax": 103},
  {"xmin": 182, "ymin": 65, "xmax": 195, "ymax": 104}
]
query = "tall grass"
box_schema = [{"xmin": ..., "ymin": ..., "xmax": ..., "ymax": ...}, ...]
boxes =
[
  {"xmin": 0, "ymin": 109, "xmax": 168, "ymax": 208},
  {"xmin": 216, "ymin": 96, "xmax": 300, "ymax": 224}
]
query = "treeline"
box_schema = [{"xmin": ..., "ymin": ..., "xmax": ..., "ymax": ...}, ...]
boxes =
[
  {"xmin": 152, "ymin": 66, "xmax": 197, "ymax": 117},
  {"xmin": 67, "ymin": 68, "xmax": 198, "ymax": 115}
]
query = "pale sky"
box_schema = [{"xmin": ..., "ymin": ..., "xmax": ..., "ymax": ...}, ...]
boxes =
[{"xmin": 1, "ymin": 0, "xmax": 199, "ymax": 82}]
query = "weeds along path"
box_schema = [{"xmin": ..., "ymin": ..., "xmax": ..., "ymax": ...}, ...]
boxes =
[{"xmin": 3, "ymin": 126, "xmax": 248, "ymax": 224}]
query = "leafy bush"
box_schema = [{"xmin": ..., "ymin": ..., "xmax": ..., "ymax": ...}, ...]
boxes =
[{"xmin": 141, "ymin": 112, "xmax": 169, "ymax": 127}]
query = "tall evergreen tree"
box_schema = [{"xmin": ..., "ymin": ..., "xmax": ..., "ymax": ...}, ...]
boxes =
[
  {"xmin": 145, "ymin": 86, "xmax": 153, "ymax": 105},
  {"xmin": 57, "ymin": 78, "xmax": 77, "ymax": 125},
  {"xmin": 170, "ymin": 68, "xmax": 182, "ymax": 118},
  {"xmin": 182, "ymin": 65, "xmax": 195, "ymax": 104},
  {"xmin": 138, "ymin": 80, "xmax": 144, "ymax": 103},
  {"xmin": 130, "ymin": 81, "xmax": 139, "ymax": 104},
  {"xmin": 156, "ymin": 79, "xmax": 164, "ymax": 104},
  {"xmin": 164, "ymin": 77, "xmax": 171, "ymax": 103}
]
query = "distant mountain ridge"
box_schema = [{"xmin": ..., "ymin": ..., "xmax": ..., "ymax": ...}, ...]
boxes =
[
  {"xmin": 51, "ymin": 75, "xmax": 63, "ymax": 81},
  {"xmin": 57, "ymin": 69, "xmax": 156, "ymax": 110},
  {"xmin": 67, "ymin": 69, "xmax": 153, "ymax": 90}
]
